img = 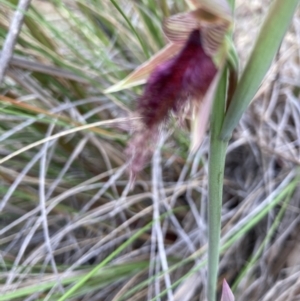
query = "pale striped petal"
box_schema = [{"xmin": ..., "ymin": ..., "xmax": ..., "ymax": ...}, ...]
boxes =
[
  {"xmin": 202, "ymin": 21, "xmax": 231, "ymax": 55},
  {"xmin": 163, "ymin": 12, "xmax": 199, "ymax": 43},
  {"xmin": 164, "ymin": 2, "xmax": 232, "ymax": 57}
]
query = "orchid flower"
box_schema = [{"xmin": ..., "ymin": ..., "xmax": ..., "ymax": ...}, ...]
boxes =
[{"xmin": 105, "ymin": 0, "xmax": 236, "ymax": 180}]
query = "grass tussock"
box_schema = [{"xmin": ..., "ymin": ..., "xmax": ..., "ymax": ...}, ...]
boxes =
[{"xmin": 0, "ymin": 0, "xmax": 300, "ymax": 300}]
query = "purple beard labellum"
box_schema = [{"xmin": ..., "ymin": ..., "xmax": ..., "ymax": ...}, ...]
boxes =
[{"xmin": 127, "ymin": 29, "xmax": 218, "ymax": 180}]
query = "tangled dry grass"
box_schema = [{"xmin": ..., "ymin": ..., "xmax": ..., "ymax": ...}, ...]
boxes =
[
  {"xmin": 222, "ymin": 1, "xmax": 300, "ymax": 300},
  {"xmin": 0, "ymin": 1, "xmax": 300, "ymax": 300}
]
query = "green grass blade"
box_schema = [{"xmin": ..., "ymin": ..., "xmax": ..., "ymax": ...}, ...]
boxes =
[
  {"xmin": 0, "ymin": 263, "xmax": 149, "ymax": 301},
  {"xmin": 57, "ymin": 210, "xmax": 175, "ymax": 301},
  {"xmin": 160, "ymin": 0, "xmax": 169, "ymax": 17},
  {"xmin": 221, "ymin": 173, "xmax": 299, "ymax": 249},
  {"xmin": 57, "ymin": 227, "xmax": 151, "ymax": 300},
  {"xmin": 221, "ymin": 0, "xmax": 299, "ymax": 140},
  {"xmin": 109, "ymin": 0, "xmax": 150, "ymax": 59},
  {"xmin": 232, "ymin": 189, "xmax": 293, "ymax": 291},
  {"xmin": 133, "ymin": 2, "xmax": 164, "ymax": 50}
]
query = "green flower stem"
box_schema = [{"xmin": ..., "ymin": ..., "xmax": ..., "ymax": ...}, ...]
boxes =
[{"xmin": 207, "ymin": 67, "xmax": 229, "ymax": 301}]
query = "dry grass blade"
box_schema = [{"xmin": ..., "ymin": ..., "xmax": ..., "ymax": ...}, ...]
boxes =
[
  {"xmin": 1, "ymin": 1, "xmax": 300, "ymax": 301},
  {"xmin": 0, "ymin": 117, "xmax": 138, "ymax": 165},
  {"xmin": 0, "ymin": 0, "xmax": 32, "ymax": 83},
  {"xmin": 2, "ymin": 52, "xmax": 89, "ymax": 83}
]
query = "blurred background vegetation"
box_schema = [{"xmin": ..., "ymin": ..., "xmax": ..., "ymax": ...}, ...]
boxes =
[{"xmin": 1, "ymin": 0, "xmax": 300, "ymax": 300}]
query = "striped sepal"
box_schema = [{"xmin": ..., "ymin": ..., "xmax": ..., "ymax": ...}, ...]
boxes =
[
  {"xmin": 163, "ymin": 0, "xmax": 232, "ymax": 55},
  {"xmin": 163, "ymin": 12, "xmax": 199, "ymax": 43},
  {"xmin": 201, "ymin": 21, "xmax": 231, "ymax": 55}
]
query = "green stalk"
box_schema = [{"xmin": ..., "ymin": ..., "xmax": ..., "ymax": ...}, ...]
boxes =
[{"xmin": 207, "ymin": 67, "xmax": 229, "ymax": 301}]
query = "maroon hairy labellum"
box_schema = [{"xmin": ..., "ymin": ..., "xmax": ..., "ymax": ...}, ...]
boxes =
[{"xmin": 126, "ymin": 29, "xmax": 217, "ymax": 180}]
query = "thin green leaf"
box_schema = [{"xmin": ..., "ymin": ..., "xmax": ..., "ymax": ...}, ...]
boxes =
[
  {"xmin": 232, "ymin": 189, "xmax": 293, "ymax": 290},
  {"xmin": 57, "ymin": 210, "xmax": 174, "ymax": 301},
  {"xmin": 109, "ymin": 0, "xmax": 150, "ymax": 59},
  {"xmin": 221, "ymin": 0, "xmax": 299, "ymax": 140}
]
